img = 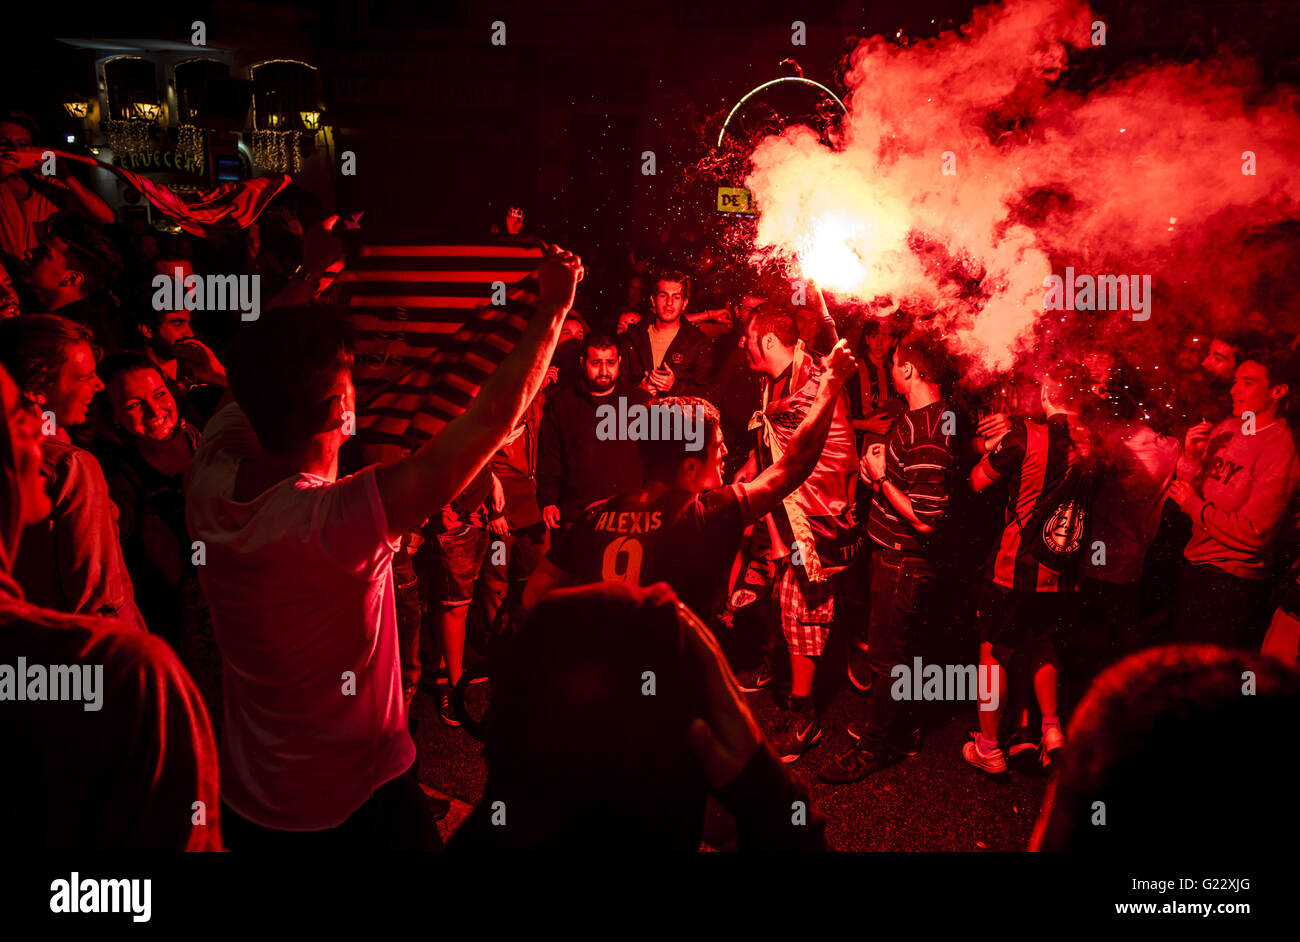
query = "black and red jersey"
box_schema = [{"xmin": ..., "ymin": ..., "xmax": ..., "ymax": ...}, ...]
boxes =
[
  {"xmin": 547, "ymin": 484, "xmax": 749, "ymax": 619},
  {"xmin": 985, "ymin": 414, "xmax": 1089, "ymax": 592}
]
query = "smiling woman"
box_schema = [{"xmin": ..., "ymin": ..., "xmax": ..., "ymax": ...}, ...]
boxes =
[{"xmin": 94, "ymin": 354, "xmax": 203, "ymax": 650}]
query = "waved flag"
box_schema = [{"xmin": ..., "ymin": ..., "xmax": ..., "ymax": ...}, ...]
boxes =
[
  {"xmin": 56, "ymin": 150, "xmax": 290, "ymax": 237},
  {"xmin": 324, "ymin": 236, "xmax": 547, "ymax": 452}
]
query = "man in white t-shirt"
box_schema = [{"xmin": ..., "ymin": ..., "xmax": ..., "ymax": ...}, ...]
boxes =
[{"xmin": 186, "ymin": 247, "xmax": 584, "ymax": 849}]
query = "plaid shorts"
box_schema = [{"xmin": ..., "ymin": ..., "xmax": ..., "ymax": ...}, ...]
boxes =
[{"xmin": 777, "ymin": 559, "xmax": 835, "ymax": 658}]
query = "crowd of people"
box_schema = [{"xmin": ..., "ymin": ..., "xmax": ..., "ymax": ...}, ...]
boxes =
[{"xmin": 3, "ymin": 103, "xmax": 1300, "ymax": 852}]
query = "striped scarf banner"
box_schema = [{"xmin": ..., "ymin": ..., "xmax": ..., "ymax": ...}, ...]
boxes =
[
  {"xmin": 325, "ymin": 236, "xmax": 547, "ymax": 451},
  {"xmin": 55, "ymin": 151, "xmax": 290, "ymax": 237}
]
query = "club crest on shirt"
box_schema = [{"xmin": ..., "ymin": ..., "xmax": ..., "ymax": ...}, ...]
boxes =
[{"xmin": 1042, "ymin": 501, "xmax": 1086, "ymax": 556}]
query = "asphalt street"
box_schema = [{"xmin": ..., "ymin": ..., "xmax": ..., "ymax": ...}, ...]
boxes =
[{"xmin": 410, "ymin": 671, "xmax": 1050, "ymax": 852}]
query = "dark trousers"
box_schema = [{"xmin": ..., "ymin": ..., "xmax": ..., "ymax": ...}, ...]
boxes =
[
  {"xmin": 1175, "ymin": 562, "xmax": 1270, "ymax": 650},
  {"xmin": 861, "ymin": 552, "xmax": 936, "ymax": 754},
  {"xmin": 220, "ymin": 763, "xmax": 442, "ymax": 852},
  {"xmin": 479, "ymin": 523, "xmax": 548, "ymax": 633}
]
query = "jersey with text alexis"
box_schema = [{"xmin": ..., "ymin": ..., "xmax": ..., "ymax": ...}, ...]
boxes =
[{"xmin": 547, "ymin": 485, "xmax": 749, "ymax": 620}]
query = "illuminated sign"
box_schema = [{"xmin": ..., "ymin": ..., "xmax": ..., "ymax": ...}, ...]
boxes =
[
  {"xmin": 112, "ymin": 150, "xmax": 204, "ymax": 176},
  {"xmin": 717, "ymin": 186, "xmax": 754, "ymax": 214}
]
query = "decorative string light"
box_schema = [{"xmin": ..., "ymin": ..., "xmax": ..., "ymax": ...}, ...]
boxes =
[
  {"xmin": 250, "ymin": 129, "xmax": 306, "ymax": 173},
  {"xmin": 176, "ymin": 125, "xmax": 207, "ymax": 175},
  {"xmin": 103, "ymin": 119, "xmax": 153, "ymax": 155}
]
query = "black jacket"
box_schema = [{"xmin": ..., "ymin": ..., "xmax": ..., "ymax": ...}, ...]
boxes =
[
  {"xmin": 536, "ymin": 381, "xmax": 649, "ymax": 522},
  {"xmin": 618, "ymin": 319, "xmax": 715, "ymax": 400}
]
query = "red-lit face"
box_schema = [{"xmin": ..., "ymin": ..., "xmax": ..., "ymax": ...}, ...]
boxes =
[
  {"xmin": 0, "ymin": 120, "xmax": 32, "ymax": 181},
  {"xmin": 505, "ymin": 206, "xmax": 524, "ymax": 235},
  {"xmin": 146, "ymin": 309, "xmax": 195, "ymax": 356},
  {"xmin": 681, "ymin": 423, "xmax": 726, "ymax": 492},
  {"xmin": 651, "ymin": 280, "xmax": 686, "ymax": 324},
  {"xmin": 155, "ymin": 258, "xmax": 195, "ymax": 283},
  {"xmin": 108, "ymin": 368, "xmax": 178, "ymax": 442},
  {"xmin": 890, "ymin": 348, "xmax": 909, "ymax": 395},
  {"xmin": 560, "ymin": 318, "xmax": 585, "ymax": 345},
  {"xmin": 1081, "ymin": 353, "xmax": 1112, "ymax": 397},
  {"xmin": 2, "ymin": 369, "xmax": 52, "ymax": 527},
  {"xmin": 583, "ymin": 345, "xmax": 619, "ymax": 392},
  {"xmin": 867, "ymin": 329, "xmax": 892, "ymax": 363},
  {"xmin": 1231, "ymin": 360, "xmax": 1284, "ymax": 420},
  {"xmin": 1202, "ymin": 340, "xmax": 1237, "ymax": 380},
  {"xmin": 18, "ymin": 235, "xmax": 77, "ymax": 294},
  {"xmin": 737, "ymin": 295, "xmax": 764, "ymax": 323},
  {"xmin": 37, "ymin": 342, "xmax": 103, "ymax": 428},
  {"xmin": 742, "ymin": 321, "xmax": 779, "ymax": 376},
  {"xmin": 701, "ymin": 424, "xmax": 726, "ymax": 490},
  {"xmin": 1177, "ymin": 334, "xmax": 1206, "ymax": 371}
]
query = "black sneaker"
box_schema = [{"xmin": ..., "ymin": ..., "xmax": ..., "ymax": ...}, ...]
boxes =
[
  {"xmin": 846, "ymin": 721, "xmax": 921, "ymax": 757},
  {"xmin": 438, "ymin": 690, "xmax": 461, "ymax": 727},
  {"xmin": 1004, "ymin": 726, "xmax": 1040, "ymax": 773},
  {"xmin": 418, "ymin": 667, "xmax": 450, "ymax": 693},
  {"xmin": 818, "ymin": 742, "xmax": 898, "ymax": 784},
  {"xmin": 771, "ymin": 704, "xmax": 822, "ymax": 763},
  {"xmin": 735, "ymin": 658, "xmax": 775, "ymax": 693},
  {"xmin": 847, "ymin": 647, "xmax": 873, "ymax": 692}
]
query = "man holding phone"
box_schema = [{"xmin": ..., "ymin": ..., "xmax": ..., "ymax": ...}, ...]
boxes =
[{"xmin": 619, "ymin": 270, "xmax": 715, "ymax": 400}]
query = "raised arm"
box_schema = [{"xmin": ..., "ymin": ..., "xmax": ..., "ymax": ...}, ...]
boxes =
[
  {"xmin": 738, "ymin": 338, "xmax": 856, "ymax": 523},
  {"xmin": 375, "ymin": 248, "xmax": 584, "ymax": 539}
]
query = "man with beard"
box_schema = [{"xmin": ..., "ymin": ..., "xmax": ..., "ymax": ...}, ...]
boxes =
[
  {"xmin": 526, "ymin": 340, "xmax": 856, "ymax": 623},
  {"xmin": 732, "ymin": 302, "xmax": 859, "ymax": 763},
  {"xmin": 1195, "ymin": 330, "xmax": 1268, "ymax": 425},
  {"xmin": 132, "ymin": 288, "xmax": 228, "ymax": 426},
  {"xmin": 538, "ymin": 334, "xmax": 648, "ymax": 530}
]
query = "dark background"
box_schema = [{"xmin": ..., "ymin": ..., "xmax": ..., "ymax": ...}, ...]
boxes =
[{"xmin": 4, "ymin": 0, "xmax": 1298, "ymax": 317}]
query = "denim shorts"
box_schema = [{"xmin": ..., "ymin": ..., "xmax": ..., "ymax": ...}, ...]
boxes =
[{"xmin": 427, "ymin": 524, "xmax": 492, "ymax": 605}]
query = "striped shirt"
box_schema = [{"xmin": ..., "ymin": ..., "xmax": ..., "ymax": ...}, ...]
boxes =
[
  {"xmin": 986, "ymin": 415, "xmax": 1086, "ymax": 592},
  {"xmin": 866, "ymin": 400, "xmax": 955, "ymax": 555}
]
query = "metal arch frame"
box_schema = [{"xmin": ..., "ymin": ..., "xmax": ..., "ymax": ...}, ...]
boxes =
[{"xmin": 716, "ymin": 76, "xmax": 847, "ymax": 149}]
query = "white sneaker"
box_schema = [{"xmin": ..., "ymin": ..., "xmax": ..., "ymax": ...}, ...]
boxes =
[
  {"xmin": 962, "ymin": 732, "xmax": 1008, "ymax": 774},
  {"xmin": 1040, "ymin": 725, "xmax": 1065, "ymax": 768}
]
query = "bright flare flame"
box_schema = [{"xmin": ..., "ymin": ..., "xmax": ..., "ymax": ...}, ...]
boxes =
[{"xmin": 798, "ymin": 216, "xmax": 868, "ymax": 293}]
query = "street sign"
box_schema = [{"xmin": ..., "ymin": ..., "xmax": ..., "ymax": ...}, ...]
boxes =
[{"xmin": 717, "ymin": 186, "xmax": 754, "ymax": 214}]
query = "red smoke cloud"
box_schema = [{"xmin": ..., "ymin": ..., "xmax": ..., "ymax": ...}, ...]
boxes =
[{"xmin": 744, "ymin": 0, "xmax": 1300, "ymax": 379}]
